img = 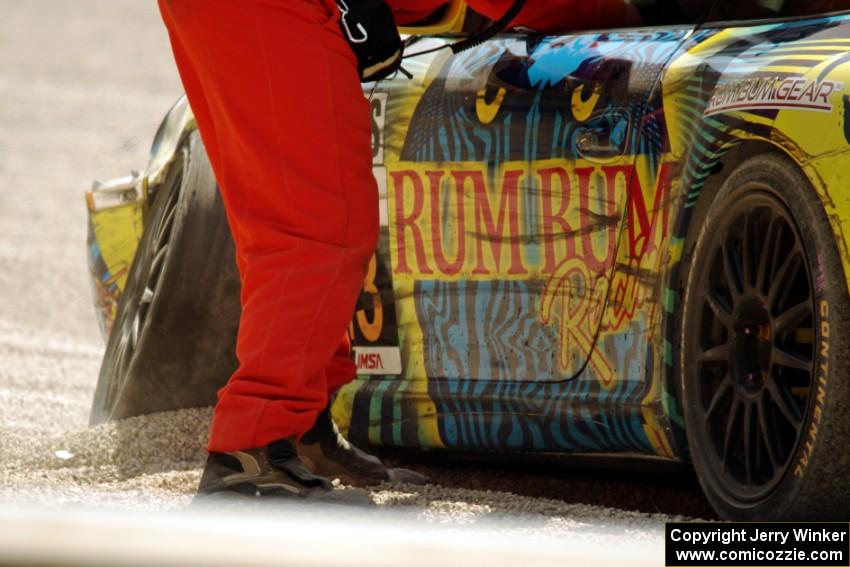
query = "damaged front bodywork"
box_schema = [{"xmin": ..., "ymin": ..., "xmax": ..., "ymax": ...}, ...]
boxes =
[{"xmin": 86, "ymin": 96, "xmax": 196, "ymax": 337}]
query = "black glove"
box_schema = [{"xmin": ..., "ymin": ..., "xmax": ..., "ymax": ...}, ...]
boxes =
[{"xmin": 335, "ymin": 0, "xmax": 403, "ymax": 82}]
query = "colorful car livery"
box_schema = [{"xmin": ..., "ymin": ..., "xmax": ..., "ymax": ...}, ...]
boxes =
[{"xmin": 86, "ymin": 1, "xmax": 850, "ymax": 519}]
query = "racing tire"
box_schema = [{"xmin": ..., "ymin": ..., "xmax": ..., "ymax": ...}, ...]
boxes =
[
  {"xmin": 680, "ymin": 153, "xmax": 850, "ymax": 520},
  {"xmin": 90, "ymin": 131, "xmax": 241, "ymax": 425}
]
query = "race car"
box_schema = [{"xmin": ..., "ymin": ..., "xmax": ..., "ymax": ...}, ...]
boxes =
[{"xmin": 86, "ymin": 0, "xmax": 850, "ymax": 520}]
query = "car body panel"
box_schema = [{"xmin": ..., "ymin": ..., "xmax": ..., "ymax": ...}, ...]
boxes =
[
  {"xmin": 337, "ymin": 29, "xmax": 699, "ymax": 457},
  {"xmin": 86, "ymin": 9, "xmax": 850, "ymax": 464},
  {"xmin": 86, "ymin": 173, "xmax": 148, "ymax": 337},
  {"xmin": 87, "ymin": 96, "xmax": 195, "ymax": 336}
]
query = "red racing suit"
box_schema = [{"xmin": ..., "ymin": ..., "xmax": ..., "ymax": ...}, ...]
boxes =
[{"xmin": 158, "ymin": 0, "xmax": 637, "ymax": 453}]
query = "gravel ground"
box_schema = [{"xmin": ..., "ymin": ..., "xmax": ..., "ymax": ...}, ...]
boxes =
[{"xmin": 0, "ymin": 0, "xmax": 712, "ymax": 560}]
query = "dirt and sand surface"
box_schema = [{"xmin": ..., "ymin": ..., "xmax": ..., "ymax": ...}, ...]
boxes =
[{"xmin": 0, "ymin": 1, "xmax": 712, "ymax": 562}]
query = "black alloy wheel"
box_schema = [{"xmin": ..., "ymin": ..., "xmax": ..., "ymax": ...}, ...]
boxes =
[
  {"xmin": 688, "ymin": 191, "xmax": 813, "ymax": 499},
  {"xmin": 103, "ymin": 163, "xmax": 183, "ymax": 401},
  {"xmin": 680, "ymin": 153, "xmax": 850, "ymax": 520}
]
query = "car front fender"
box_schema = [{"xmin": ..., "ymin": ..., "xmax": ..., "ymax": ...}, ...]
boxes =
[
  {"xmin": 145, "ymin": 95, "xmax": 198, "ymax": 193},
  {"xmin": 86, "ymin": 96, "xmax": 199, "ymax": 340}
]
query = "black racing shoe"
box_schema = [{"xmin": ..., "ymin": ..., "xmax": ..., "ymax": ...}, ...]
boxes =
[
  {"xmin": 195, "ymin": 437, "xmax": 372, "ymax": 505},
  {"xmin": 297, "ymin": 408, "xmax": 430, "ymax": 487}
]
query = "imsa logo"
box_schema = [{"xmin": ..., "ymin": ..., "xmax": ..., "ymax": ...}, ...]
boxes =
[
  {"xmin": 359, "ymin": 353, "xmax": 384, "ymax": 370},
  {"xmin": 353, "ymin": 346, "xmax": 402, "ymax": 375}
]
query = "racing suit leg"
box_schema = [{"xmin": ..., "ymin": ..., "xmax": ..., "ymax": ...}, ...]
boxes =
[{"xmin": 159, "ymin": 0, "xmax": 378, "ymax": 452}]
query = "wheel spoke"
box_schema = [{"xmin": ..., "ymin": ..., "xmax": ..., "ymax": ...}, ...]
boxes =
[
  {"xmin": 106, "ymin": 335, "xmax": 130, "ymax": 409},
  {"xmin": 699, "ymin": 343, "xmax": 729, "ymax": 363},
  {"xmin": 767, "ymin": 251, "xmax": 801, "ymax": 309},
  {"xmin": 773, "ymin": 299, "xmax": 811, "ymax": 335},
  {"xmin": 705, "ymin": 292, "xmax": 734, "ymax": 329},
  {"xmin": 743, "ymin": 401, "xmax": 754, "ymax": 485},
  {"xmin": 130, "ymin": 314, "xmax": 140, "ymax": 352},
  {"xmin": 114, "ymin": 328, "xmax": 130, "ymax": 375},
  {"xmin": 722, "ymin": 396, "xmax": 742, "ymax": 468},
  {"xmin": 742, "ymin": 212, "xmax": 754, "ymax": 290},
  {"xmin": 138, "ymin": 289, "xmax": 153, "ymax": 329},
  {"xmin": 705, "ymin": 374, "xmax": 733, "ymax": 422},
  {"xmin": 772, "ymin": 345, "xmax": 811, "ymax": 372},
  {"xmin": 722, "ymin": 241, "xmax": 743, "ymax": 301},
  {"xmin": 757, "ymin": 395, "xmax": 779, "ymax": 469},
  {"xmin": 149, "ymin": 246, "xmax": 169, "ymax": 283},
  {"xmin": 756, "ymin": 216, "xmax": 773, "ymax": 292},
  {"xmin": 154, "ymin": 199, "xmax": 178, "ymax": 248},
  {"xmin": 767, "ymin": 380, "xmax": 802, "ymax": 428}
]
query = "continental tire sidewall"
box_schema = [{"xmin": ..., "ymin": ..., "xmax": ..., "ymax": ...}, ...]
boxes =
[{"xmin": 680, "ymin": 153, "xmax": 850, "ymax": 520}]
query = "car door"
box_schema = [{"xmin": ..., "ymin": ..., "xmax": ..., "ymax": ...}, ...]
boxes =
[{"xmin": 345, "ymin": 23, "xmax": 702, "ymax": 452}]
